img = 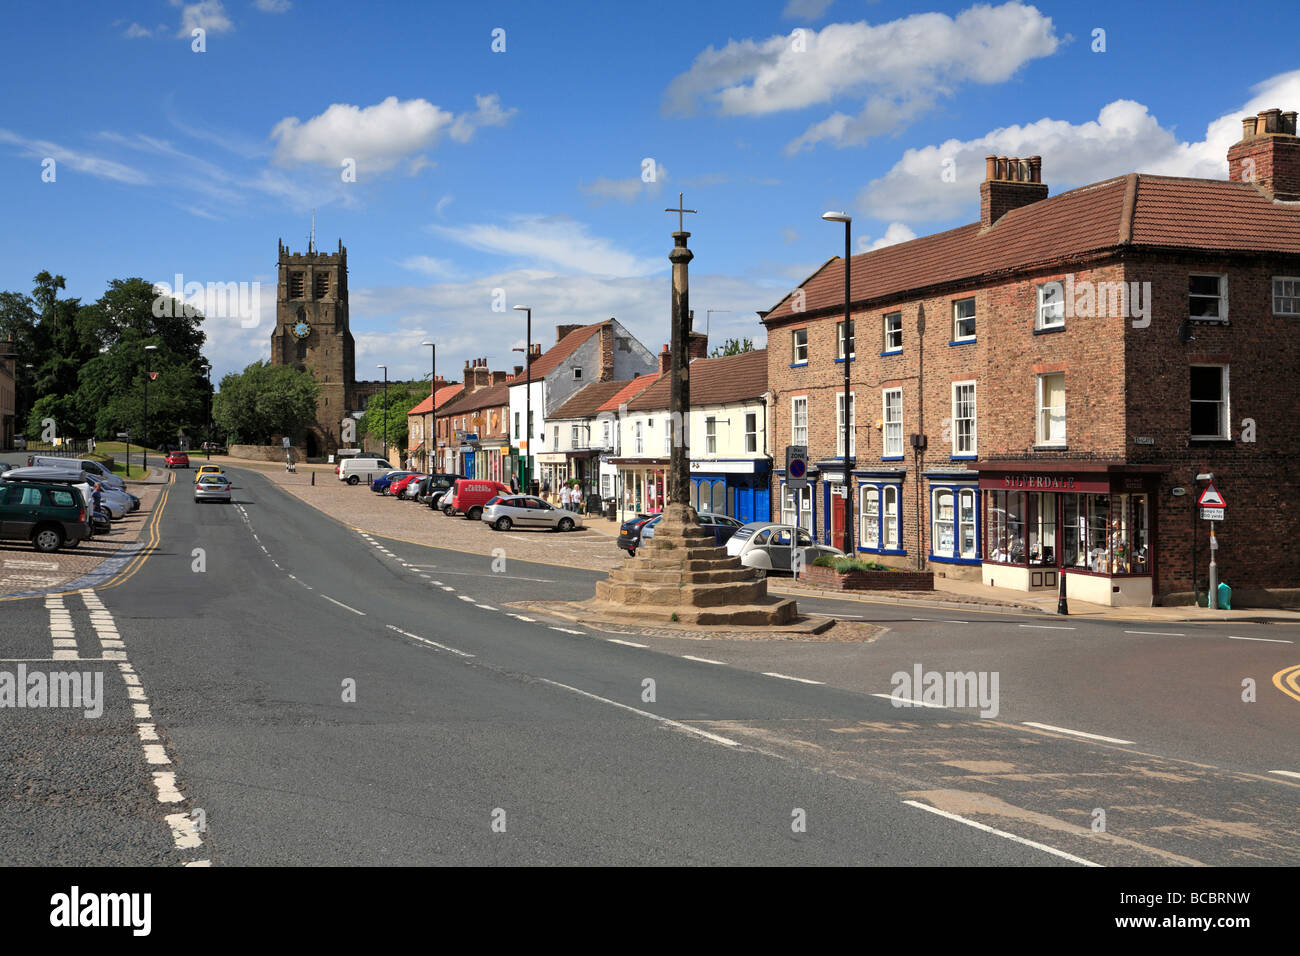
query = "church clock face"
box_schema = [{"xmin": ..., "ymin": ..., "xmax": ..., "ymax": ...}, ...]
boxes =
[{"xmin": 292, "ymin": 321, "xmax": 311, "ymax": 339}]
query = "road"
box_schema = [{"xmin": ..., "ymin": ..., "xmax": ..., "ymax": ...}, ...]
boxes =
[{"xmin": 2, "ymin": 464, "xmax": 1297, "ymax": 866}]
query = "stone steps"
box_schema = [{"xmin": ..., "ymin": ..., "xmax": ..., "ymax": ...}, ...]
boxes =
[
  {"xmin": 605, "ymin": 566, "xmax": 757, "ymax": 585},
  {"xmin": 595, "ymin": 578, "xmax": 768, "ymax": 607},
  {"xmin": 582, "ymin": 597, "xmax": 799, "ymax": 627}
]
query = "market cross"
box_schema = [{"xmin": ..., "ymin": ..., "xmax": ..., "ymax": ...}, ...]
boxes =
[{"xmin": 665, "ymin": 192, "xmax": 696, "ymax": 233}]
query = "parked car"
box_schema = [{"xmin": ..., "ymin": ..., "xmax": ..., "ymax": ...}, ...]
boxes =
[
  {"xmin": 89, "ymin": 508, "xmax": 111, "ymax": 536},
  {"xmin": 419, "ymin": 474, "xmax": 465, "ymax": 509},
  {"xmin": 482, "ymin": 494, "xmax": 584, "ymax": 532},
  {"xmin": 399, "ymin": 475, "xmax": 432, "ymax": 500},
  {"xmin": 1, "ymin": 466, "xmax": 95, "ymax": 517},
  {"xmin": 371, "ymin": 470, "xmax": 415, "ymax": 494},
  {"xmin": 165, "ymin": 451, "xmax": 190, "ymax": 469},
  {"xmin": 26, "ymin": 456, "xmax": 126, "ymax": 491},
  {"xmin": 443, "ymin": 479, "xmax": 512, "ymax": 521},
  {"xmin": 337, "ymin": 456, "xmax": 394, "ymax": 485},
  {"xmin": 633, "ymin": 511, "xmax": 742, "ymax": 554},
  {"xmin": 0, "ymin": 479, "xmax": 93, "ymax": 553},
  {"xmin": 724, "ymin": 522, "xmax": 844, "ymax": 574},
  {"xmin": 387, "ymin": 473, "xmax": 426, "ymax": 497},
  {"xmin": 194, "ymin": 473, "xmax": 232, "ymax": 503},
  {"xmin": 616, "ymin": 513, "xmax": 659, "ymax": 556}
]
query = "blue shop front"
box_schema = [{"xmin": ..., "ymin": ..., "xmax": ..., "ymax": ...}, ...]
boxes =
[{"xmin": 689, "ymin": 458, "xmax": 772, "ymax": 523}]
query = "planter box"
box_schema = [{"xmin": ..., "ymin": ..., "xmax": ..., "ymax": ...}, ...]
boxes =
[{"xmin": 803, "ymin": 564, "xmax": 934, "ymax": 591}]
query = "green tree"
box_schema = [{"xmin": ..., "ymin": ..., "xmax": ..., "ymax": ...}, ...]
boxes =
[
  {"xmin": 212, "ymin": 360, "xmax": 320, "ymax": 445},
  {"xmin": 709, "ymin": 337, "xmax": 755, "ymax": 358},
  {"xmin": 358, "ymin": 386, "xmax": 420, "ymax": 452}
]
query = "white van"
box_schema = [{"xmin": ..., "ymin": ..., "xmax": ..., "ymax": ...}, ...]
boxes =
[{"xmin": 336, "ymin": 456, "xmax": 394, "ymax": 485}]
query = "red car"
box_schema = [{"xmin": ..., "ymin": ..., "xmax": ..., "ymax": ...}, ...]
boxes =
[
  {"xmin": 165, "ymin": 451, "xmax": 190, "ymax": 469},
  {"xmin": 444, "ymin": 479, "xmax": 511, "ymax": 521},
  {"xmin": 387, "ymin": 473, "xmax": 425, "ymax": 497}
]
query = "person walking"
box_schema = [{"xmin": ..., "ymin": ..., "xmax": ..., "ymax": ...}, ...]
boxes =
[
  {"xmin": 560, "ymin": 482, "xmax": 571, "ymax": 511},
  {"xmin": 91, "ymin": 482, "xmax": 103, "ymax": 519},
  {"xmin": 510, "ymin": 473, "xmax": 520, "ymax": 495}
]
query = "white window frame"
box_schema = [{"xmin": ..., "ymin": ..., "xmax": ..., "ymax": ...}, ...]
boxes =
[
  {"xmin": 882, "ymin": 388, "xmax": 903, "ymax": 457},
  {"xmin": 953, "ymin": 297, "xmax": 976, "ymax": 341},
  {"xmin": 744, "ymin": 412, "xmax": 757, "ymax": 453},
  {"xmin": 1188, "ymin": 273, "xmax": 1228, "ymax": 323},
  {"xmin": 1273, "ymin": 276, "xmax": 1300, "ymax": 316},
  {"xmin": 571, "ymin": 424, "xmax": 582, "ymax": 447},
  {"xmin": 1036, "ymin": 372, "xmax": 1066, "ymax": 447},
  {"xmin": 791, "ymin": 396, "xmax": 808, "ymax": 447},
  {"xmin": 835, "ymin": 392, "xmax": 856, "ymax": 457},
  {"xmin": 782, "ymin": 483, "xmax": 813, "ymax": 530},
  {"xmin": 602, "ymin": 419, "xmax": 612, "ymax": 447},
  {"xmin": 664, "ymin": 417, "xmax": 672, "ymax": 455},
  {"xmin": 883, "ymin": 312, "xmax": 902, "ymax": 352},
  {"xmin": 952, "ymin": 381, "xmax": 977, "ymax": 456},
  {"xmin": 860, "ymin": 486, "xmax": 880, "ymax": 549},
  {"xmin": 633, "ymin": 420, "xmax": 644, "ymax": 455},
  {"xmin": 705, "ymin": 416, "xmax": 717, "ymax": 455},
  {"xmin": 837, "ymin": 320, "xmax": 855, "ymax": 360},
  {"xmin": 1189, "ymin": 364, "xmax": 1230, "ymax": 440},
  {"xmin": 882, "ymin": 485, "xmax": 900, "ymax": 550},
  {"xmin": 573, "ymin": 367, "xmax": 583, "ymax": 380},
  {"xmin": 791, "ymin": 328, "xmax": 808, "ymax": 364},
  {"xmin": 1036, "ymin": 281, "xmax": 1065, "ymax": 330}
]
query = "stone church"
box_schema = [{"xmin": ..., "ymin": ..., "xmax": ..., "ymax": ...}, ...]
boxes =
[{"xmin": 270, "ymin": 239, "xmax": 385, "ymax": 458}]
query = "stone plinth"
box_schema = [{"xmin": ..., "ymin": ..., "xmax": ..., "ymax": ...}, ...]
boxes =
[{"xmin": 584, "ymin": 503, "xmax": 798, "ymax": 626}]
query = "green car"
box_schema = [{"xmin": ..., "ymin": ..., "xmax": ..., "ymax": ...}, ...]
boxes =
[{"xmin": 0, "ymin": 480, "xmax": 93, "ymax": 553}]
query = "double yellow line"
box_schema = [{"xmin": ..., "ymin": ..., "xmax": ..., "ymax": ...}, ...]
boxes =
[
  {"xmin": 99, "ymin": 476, "xmax": 172, "ymax": 592},
  {"xmin": 1273, "ymin": 663, "xmax": 1300, "ymax": 704}
]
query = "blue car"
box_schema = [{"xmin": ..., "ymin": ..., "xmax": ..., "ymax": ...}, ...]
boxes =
[
  {"xmin": 370, "ymin": 471, "xmax": 416, "ymax": 494},
  {"xmin": 619, "ymin": 511, "xmax": 742, "ymax": 555}
]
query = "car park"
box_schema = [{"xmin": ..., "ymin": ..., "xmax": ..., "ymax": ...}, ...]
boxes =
[
  {"xmin": 194, "ymin": 473, "xmax": 232, "ymax": 503},
  {"xmin": 337, "ymin": 457, "xmax": 394, "ymax": 485},
  {"xmin": 443, "ymin": 479, "xmax": 511, "ymax": 521},
  {"xmin": 482, "ymin": 494, "xmax": 583, "ymax": 532},
  {"xmin": 724, "ymin": 522, "xmax": 844, "ymax": 574},
  {"xmin": 399, "ymin": 475, "xmax": 432, "ymax": 500},
  {"xmin": 419, "ymin": 474, "xmax": 464, "ymax": 509},
  {"xmin": 386, "ymin": 473, "xmax": 425, "ymax": 497},
  {"xmin": 0, "ymin": 480, "xmax": 93, "ymax": 553},
  {"xmin": 165, "ymin": 451, "xmax": 190, "ymax": 469},
  {"xmin": 26, "ymin": 456, "xmax": 126, "ymax": 491},
  {"xmin": 370, "ymin": 470, "xmax": 415, "ymax": 494}
]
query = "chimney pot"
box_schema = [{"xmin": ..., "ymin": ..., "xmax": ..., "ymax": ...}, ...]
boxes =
[
  {"xmin": 1227, "ymin": 106, "xmax": 1300, "ymax": 200},
  {"xmin": 984, "ymin": 155, "xmax": 997, "ymax": 180},
  {"xmin": 1242, "ymin": 116, "xmax": 1259, "ymax": 140},
  {"xmin": 1261, "ymin": 108, "xmax": 1282, "ymax": 133},
  {"xmin": 1284, "ymin": 112, "xmax": 1298, "ymax": 135},
  {"xmin": 980, "ymin": 154, "xmax": 1049, "ymax": 226}
]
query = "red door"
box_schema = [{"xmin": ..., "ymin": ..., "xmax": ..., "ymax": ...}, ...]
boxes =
[{"xmin": 831, "ymin": 492, "xmax": 847, "ymax": 552}]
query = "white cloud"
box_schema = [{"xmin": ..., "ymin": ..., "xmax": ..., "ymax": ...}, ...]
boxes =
[
  {"xmin": 781, "ymin": 227, "xmax": 800, "ymax": 244},
  {"xmin": 435, "ymin": 194, "xmax": 454, "ymax": 217},
  {"xmin": 579, "ymin": 163, "xmax": 669, "ymax": 205},
  {"xmin": 448, "ymin": 94, "xmax": 518, "ymax": 143},
  {"xmin": 173, "ymin": 1, "xmax": 233, "ymax": 38},
  {"xmin": 253, "ymin": 0, "xmax": 292, "ymax": 12},
  {"xmin": 783, "ymin": 0, "xmax": 835, "ymax": 19},
  {"xmin": 399, "ymin": 255, "xmax": 460, "ymax": 278},
  {"xmin": 431, "ymin": 215, "xmax": 663, "ymax": 278},
  {"xmin": 123, "ymin": 22, "xmax": 153, "ymax": 38},
  {"xmin": 859, "ymin": 222, "xmax": 917, "ymax": 250},
  {"xmin": 664, "ymin": 2, "xmax": 1059, "ymax": 150},
  {"xmin": 856, "ymin": 70, "xmax": 1300, "ymax": 223},
  {"xmin": 0, "ymin": 129, "xmax": 149, "ymax": 184}
]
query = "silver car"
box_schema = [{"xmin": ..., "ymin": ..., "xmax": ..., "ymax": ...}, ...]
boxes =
[
  {"xmin": 194, "ymin": 473, "xmax": 232, "ymax": 503},
  {"xmin": 725, "ymin": 522, "xmax": 844, "ymax": 574},
  {"xmin": 482, "ymin": 495, "xmax": 583, "ymax": 532}
]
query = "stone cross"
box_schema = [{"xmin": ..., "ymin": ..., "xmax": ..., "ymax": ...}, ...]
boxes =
[
  {"xmin": 665, "ymin": 192, "xmax": 696, "ymax": 233},
  {"xmin": 666, "ymin": 196, "xmax": 696, "ymax": 518}
]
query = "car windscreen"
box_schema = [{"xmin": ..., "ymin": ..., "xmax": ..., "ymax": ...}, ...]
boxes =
[{"xmin": 731, "ymin": 527, "xmax": 755, "ymax": 539}]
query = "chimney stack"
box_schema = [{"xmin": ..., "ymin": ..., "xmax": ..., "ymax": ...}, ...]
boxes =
[
  {"xmin": 980, "ymin": 154, "xmax": 1048, "ymax": 227},
  {"xmin": 555, "ymin": 324, "xmax": 583, "ymax": 343},
  {"xmin": 688, "ymin": 330, "xmax": 708, "ymax": 361},
  {"xmin": 513, "ymin": 364, "xmax": 523, "ymax": 377},
  {"xmin": 658, "ymin": 344, "xmax": 671, "ymax": 375},
  {"xmin": 1228, "ymin": 107, "xmax": 1300, "ymax": 201},
  {"xmin": 491, "ymin": 370, "xmax": 507, "ymax": 386}
]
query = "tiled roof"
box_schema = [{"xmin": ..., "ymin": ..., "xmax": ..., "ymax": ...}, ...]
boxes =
[
  {"xmin": 504, "ymin": 321, "xmax": 608, "ymax": 385},
  {"xmin": 625, "ymin": 349, "xmax": 767, "ymax": 412},
  {"xmin": 761, "ymin": 174, "xmax": 1300, "ymax": 323},
  {"xmin": 438, "ymin": 383, "xmax": 509, "ymax": 416},
  {"xmin": 596, "ymin": 374, "xmax": 662, "ymax": 413},
  {"xmin": 407, "ymin": 383, "xmax": 464, "ymax": 416},
  {"xmin": 548, "ymin": 380, "xmax": 638, "ymax": 420}
]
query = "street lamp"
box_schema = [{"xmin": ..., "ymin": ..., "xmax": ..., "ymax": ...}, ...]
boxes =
[
  {"xmin": 421, "ymin": 341, "xmax": 436, "ymax": 472},
  {"xmin": 512, "ymin": 305, "xmax": 532, "ymax": 493},
  {"xmin": 201, "ymin": 363, "xmax": 212, "ymax": 460},
  {"xmin": 822, "ymin": 211, "xmax": 854, "ymax": 554},
  {"xmin": 143, "ymin": 345, "xmax": 158, "ymax": 472},
  {"xmin": 376, "ymin": 364, "xmax": 389, "ymax": 461}
]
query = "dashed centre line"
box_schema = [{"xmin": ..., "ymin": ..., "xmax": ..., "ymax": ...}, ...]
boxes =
[{"xmin": 1022, "ymin": 721, "xmax": 1136, "ymax": 745}]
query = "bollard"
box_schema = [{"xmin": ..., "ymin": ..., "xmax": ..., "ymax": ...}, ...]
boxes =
[
  {"xmin": 1057, "ymin": 569, "xmax": 1068, "ymax": 615},
  {"xmin": 311, "ymin": 471, "xmax": 315, "ymax": 486}
]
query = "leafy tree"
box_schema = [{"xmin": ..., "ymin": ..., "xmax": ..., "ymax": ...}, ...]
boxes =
[
  {"xmin": 212, "ymin": 360, "xmax": 320, "ymax": 445},
  {"xmin": 709, "ymin": 337, "xmax": 755, "ymax": 357},
  {"xmin": 358, "ymin": 386, "xmax": 421, "ymax": 452}
]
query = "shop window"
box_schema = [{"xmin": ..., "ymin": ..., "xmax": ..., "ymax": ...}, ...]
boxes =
[
  {"xmin": 791, "ymin": 329, "xmax": 808, "ymax": 364},
  {"xmin": 710, "ymin": 481, "xmax": 725, "ymax": 514},
  {"xmin": 836, "ymin": 393, "xmax": 856, "ymax": 456},
  {"xmin": 860, "ymin": 487, "xmax": 879, "ymax": 549},
  {"xmin": 952, "ymin": 297, "xmax": 976, "ymax": 341},
  {"xmin": 883, "ymin": 312, "xmax": 902, "ymax": 352},
  {"xmin": 932, "ymin": 487, "xmax": 978, "ymax": 560},
  {"xmin": 791, "ymin": 397, "xmax": 808, "ymax": 447},
  {"xmin": 1189, "ymin": 274, "xmax": 1227, "ymax": 322},
  {"xmin": 837, "ymin": 320, "xmax": 855, "ymax": 360},
  {"xmin": 1272, "ymin": 276, "xmax": 1300, "ymax": 315},
  {"xmin": 1189, "ymin": 365, "xmax": 1229, "ymax": 439},
  {"xmin": 882, "ymin": 388, "xmax": 903, "ymax": 457},
  {"xmin": 1036, "ymin": 373, "xmax": 1066, "ymax": 446},
  {"xmin": 1036, "ymin": 281, "xmax": 1065, "ymax": 330},
  {"xmin": 744, "ymin": 412, "xmax": 757, "ymax": 453},
  {"xmin": 782, "ymin": 483, "xmax": 813, "ymax": 530},
  {"xmin": 952, "ymin": 382, "xmax": 976, "ymax": 456},
  {"xmin": 990, "ymin": 490, "xmax": 1150, "ymax": 575}
]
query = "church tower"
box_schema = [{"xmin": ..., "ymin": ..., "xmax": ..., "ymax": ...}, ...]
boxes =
[{"xmin": 270, "ymin": 238, "xmax": 355, "ymax": 457}]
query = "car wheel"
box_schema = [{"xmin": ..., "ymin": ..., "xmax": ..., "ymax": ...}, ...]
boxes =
[
  {"xmin": 467, "ymin": 506, "xmax": 483, "ymax": 521},
  {"xmin": 627, "ymin": 546, "xmax": 636, "ymax": 557},
  {"xmin": 494, "ymin": 516, "xmax": 512, "ymax": 531},
  {"xmin": 557, "ymin": 517, "xmax": 574, "ymax": 532},
  {"xmin": 33, "ymin": 527, "xmax": 64, "ymax": 553},
  {"xmin": 347, "ymin": 475, "xmax": 359, "ymax": 485},
  {"xmin": 442, "ymin": 504, "xmax": 454, "ymax": 516}
]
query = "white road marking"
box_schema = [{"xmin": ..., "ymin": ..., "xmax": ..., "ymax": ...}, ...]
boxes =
[
  {"xmin": 763, "ymin": 672, "xmax": 824, "ymax": 685},
  {"xmin": 441, "ymin": 586, "xmax": 455, "ymax": 592},
  {"xmin": 903, "ymin": 800, "xmax": 1100, "ymax": 867},
  {"xmin": 475, "ymin": 604, "xmax": 496, "ymax": 611},
  {"xmin": 683, "ymin": 655, "xmax": 728, "ymax": 665},
  {"xmin": 151, "ymin": 771, "xmax": 183, "ymax": 803},
  {"xmin": 1268, "ymin": 770, "xmax": 1300, "ymax": 780},
  {"xmin": 384, "ymin": 624, "xmax": 474, "ymax": 658},
  {"xmin": 1229, "ymin": 635, "xmax": 1294, "ymax": 644},
  {"xmin": 1124, "ymin": 630, "xmax": 1185, "ymax": 637},
  {"xmin": 164, "ymin": 813, "xmax": 203, "ymax": 850},
  {"xmin": 508, "ymin": 614, "xmax": 536, "ymax": 622},
  {"xmin": 5, "ymin": 559, "xmax": 58, "ymax": 570},
  {"xmin": 1018, "ymin": 624, "xmax": 1076, "ymax": 630},
  {"xmin": 535, "ymin": 677, "xmax": 741, "ymax": 748},
  {"xmin": 549, "ymin": 627, "xmax": 585, "ymax": 635},
  {"xmin": 1022, "ymin": 721, "xmax": 1135, "ymax": 745},
  {"xmin": 320, "ymin": 594, "xmax": 366, "ymax": 615},
  {"xmin": 608, "ymin": 638, "xmax": 648, "ymax": 648},
  {"xmin": 872, "ymin": 692, "xmax": 946, "ymax": 709},
  {"xmin": 457, "ymin": 594, "xmax": 475, "ymax": 602},
  {"xmin": 143, "ymin": 744, "xmax": 171, "ymax": 765}
]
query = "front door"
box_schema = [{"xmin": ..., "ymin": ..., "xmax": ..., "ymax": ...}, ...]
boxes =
[{"xmin": 830, "ymin": 483, "xmax": 847, "ymax": 552}]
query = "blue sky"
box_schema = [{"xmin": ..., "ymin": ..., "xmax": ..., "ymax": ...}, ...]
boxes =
[{"xmin": 2, "ymin": 0, "xmax": 1298, "ymax": 386}]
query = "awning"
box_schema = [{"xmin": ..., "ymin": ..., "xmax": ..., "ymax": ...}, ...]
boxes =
[{"xmin": 409, "ymin": 441, "xmax": 424, "ymax": 452}]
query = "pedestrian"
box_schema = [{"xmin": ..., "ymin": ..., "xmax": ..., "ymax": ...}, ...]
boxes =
[
  {"xmin": 559, "ymin": 483, "xmax": 570, "ymax": 510},
  {"xmin": 542, "ymin": 476, "xmax": 551, "ymax": 500},
  {"xmin": 510, "ymin": 474, "xmax": 520, "ymax": 495},
  {"xmin": 91, "ymin": 481, "xmax": 102, "ymax": 516}
]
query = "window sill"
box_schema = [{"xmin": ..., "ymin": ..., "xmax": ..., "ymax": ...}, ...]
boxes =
[
  {"xmin": 929, "ymin": 554, "xmax": 982, "ymax": 565},
  {"xmin": 1033, "ymin": 325, "xmax": 1065, "ymax": 335},
  {"xmin": 1188, "ymin": 438, "xmax": 1234, "ymax": 446},
  {"xmin": 789, "ymin": 361, "xmax": 809, "ymax": 368},
  {"xmin": 880, "ymin": 349, "xmax": 902, "ymax": 357},
  {"xmin": 858, "ymin": 546, "xmax": 907, "ymax": 556},
  {"xmin": 948, "ymin": 337, "xmax": 977, "ymax": 347},
  {"xmin": 1032, "ymin": 443, "xmax": 1067, "ymax": 451},
  {"xmin": 881, "ymin": 455, "xmax": 905, "ymax": 462},
  {"xmin": 833, "ymin": 356, "xmax": 856, "ymax": 363},
  {"xmin": 950, "ymin": 454, "xmax": 978, "ymax": 461}
]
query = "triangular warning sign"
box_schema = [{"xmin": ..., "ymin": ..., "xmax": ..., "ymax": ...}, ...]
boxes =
[
  {"xmin": 148, "ymin": 371, "xmax": 159, "ymax": 381},
  {"xmin": 1197, "ymin": 482, "xmax": 1225, "ymax": 507}
]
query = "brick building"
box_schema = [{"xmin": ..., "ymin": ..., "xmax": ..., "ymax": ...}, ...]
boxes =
[
  {"xmin": 406, "ymin": 377, "xmax": 463, "ymax": 472},
  {"xmin": 761, "ymin": 107, "xmax": 1300, "ymax": 607},
  {"xmin": 436, "ymin": 359, "xmax": 512, "ymax": 481}
]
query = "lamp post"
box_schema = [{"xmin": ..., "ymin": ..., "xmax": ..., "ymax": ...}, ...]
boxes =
[
  {"xmin": 201, "ymin": 363, "xmax": 212, "ymax": 460},
  {"xmin": 512, "ymin": 305, "xmax": 532, "ymax": 493},
  {"xmin": 822, "ymin": 211, "xmax": 854, "ymax": 554},
  {"xmin": 143, "ymin": 345, "xmax": 158, "ymax": 472},
  {"xmin": 376, "ymin": 364, "xmax": 389, "ymax": 462},
  {"xmin": 421, "ymin": 342, "xmax": 436, "ymax": 472}
]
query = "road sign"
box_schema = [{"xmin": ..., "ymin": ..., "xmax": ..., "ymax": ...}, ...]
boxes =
[
  {"xmin": 786, "ymin": 445, "xmax": 809, "ymax": 490},
  {"xmin": 1200, "ymin": 507, "xmax": 1224, "ymax": 521},
  {"xmin": 282, "ymin": 437, "xmax": 291, "ymax": 448},
  {"xmin": 1197, "ymin": 482, "xmax": 1225, "ymax": 507}
]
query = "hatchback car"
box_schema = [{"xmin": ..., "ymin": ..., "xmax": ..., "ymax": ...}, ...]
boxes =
[
  {"xmin": 194, "ymin": 473, "xmax": 232, "ymax": 503},
  {"xmin": 0, "ymin": 480, "xmax": 92, "ymax": 553},
  {"xmin": 419, "ymin": 474, "xmax": 465, "ymax": 509},
  {"xmin": 482, "ymin": 495, "xmax": 583, "ymax": 532},
  {"xmin": 165, "ymin": 451, "xmax": 190, "ymax": 469},
  {"xmin": 195, "ymin": 464, "xmax": 225, "ymax": 483},
  {"xmin": 371, "ymin": 471, "xmax": 415, "ymax": 494},
  {"xmin": 725, "ymin": 522, "xmax": 844, "ymax": 574},
  {"xmin": 387, "ymin": 473, "xmax": 426, "ymax": 498}
]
